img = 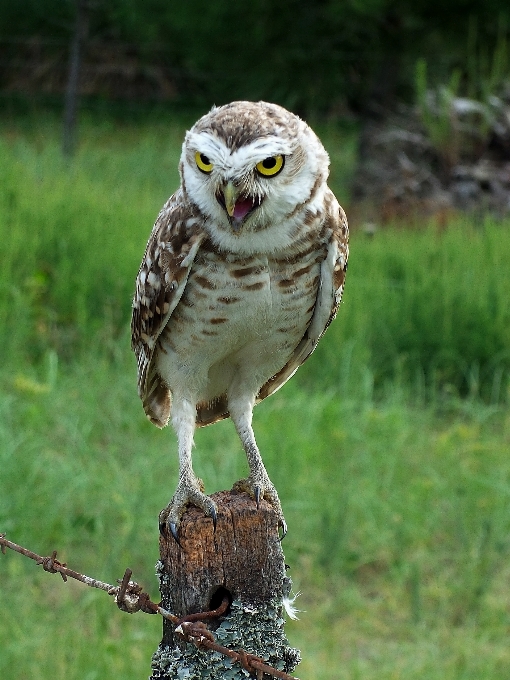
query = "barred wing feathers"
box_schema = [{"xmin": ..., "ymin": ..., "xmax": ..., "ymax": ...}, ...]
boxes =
[{"xmin": 131, "ymin": 191, "xmax": 205, "ymax": 427}]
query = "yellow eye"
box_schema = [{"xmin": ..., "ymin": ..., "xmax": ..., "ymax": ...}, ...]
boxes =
[
  {"xmin": 256, "ymin": 155, "xmax": 284, "ymax": 177},
  {"xmin": 195, "ymin": 151, "xmax": 214, "ymax": 173}
]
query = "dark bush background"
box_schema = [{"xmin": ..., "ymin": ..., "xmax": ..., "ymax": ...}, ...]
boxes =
[{"xmin": 1, "ymin": 0, "xmax": 509, "ymax": 114}]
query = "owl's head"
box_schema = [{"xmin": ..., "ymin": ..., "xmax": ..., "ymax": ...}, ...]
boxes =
[{"xmin": 179, "ymin": 101, "xmax": 330, "ymax": 254}]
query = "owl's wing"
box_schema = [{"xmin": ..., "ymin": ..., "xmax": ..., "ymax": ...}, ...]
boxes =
[
  {"xmin": 257, "ymin": 197, "xmax": 349, "ymax": 402},
  {"xmin": 131, "ymin": 190, "xmax": 206, "ymax": 425}
]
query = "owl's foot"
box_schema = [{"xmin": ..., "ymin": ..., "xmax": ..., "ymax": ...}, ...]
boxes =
[
  {"xmin": 159, "ymin": 475, "xmax": 217, "ymax": 546},
  {"xmin": 232, "ymin": 474, "xmax": 287, "ymax": 539}
]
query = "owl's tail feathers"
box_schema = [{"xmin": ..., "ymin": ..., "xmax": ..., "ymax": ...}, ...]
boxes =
[
  {"xmin": 142, "ymin": 374, "xmax": 171, "ymax": 428},
  {"xmin": 196, "ymin": 394, "xmax": 230, "ymax": 427}
]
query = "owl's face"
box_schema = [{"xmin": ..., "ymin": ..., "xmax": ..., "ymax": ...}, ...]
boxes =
[{"xmin": 179, "ymin": 101, "xmax": 330, "ymax": 254}]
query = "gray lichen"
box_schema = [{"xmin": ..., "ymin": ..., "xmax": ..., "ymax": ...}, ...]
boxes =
[{"xmin": 150, "ymin": 599, "xmax": 301, "ymax": 680}]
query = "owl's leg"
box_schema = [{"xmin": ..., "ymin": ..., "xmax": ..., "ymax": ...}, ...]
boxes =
[
  {"xmin": 159, "ymin": 397, "xmax": 217, "ymax": 543},
  {"xmin": 229, "ymin": 394, "xmax": 287, "ymax": 538}
]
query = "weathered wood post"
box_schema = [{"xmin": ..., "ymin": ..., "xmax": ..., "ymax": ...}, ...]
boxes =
[{"xmin": 150, "ymin": 489, "xmax": 301, "ymax": 679}]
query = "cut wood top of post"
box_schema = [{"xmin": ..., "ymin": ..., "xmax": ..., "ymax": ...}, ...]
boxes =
[{"xmin": 159, "ymin": 489, "xmax": 286, "ymax": 615}]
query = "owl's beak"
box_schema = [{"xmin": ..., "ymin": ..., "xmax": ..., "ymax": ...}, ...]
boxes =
[
  {"xmin": 218, "ymin": 180, "xmax": 261, "ymax": 232},
  {"xmin": 223, "ymin": 180, "xmax": 237, "ymax": 218}
]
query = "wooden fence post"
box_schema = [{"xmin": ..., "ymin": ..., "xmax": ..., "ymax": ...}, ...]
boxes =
[
  {"xmin": 62, "ymin": 0, "xmax": 88, "ymax": 158},
  {"xmin": 150, "ymin": 489, "xmax": 301, "ymax": 679}
]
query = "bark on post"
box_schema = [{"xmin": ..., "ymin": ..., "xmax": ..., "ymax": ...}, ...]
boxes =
[{"xmin": 150, "ymin": 489, "xmax": 301, "ymax": 679}]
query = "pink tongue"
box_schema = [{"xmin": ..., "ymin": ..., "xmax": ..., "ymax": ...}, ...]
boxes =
[{"xmin": 233, "ymin": 197, "xmax": 254, "ymax": 220}]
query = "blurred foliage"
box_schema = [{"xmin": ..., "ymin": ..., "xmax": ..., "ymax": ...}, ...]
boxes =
[
  {"xmin": 466, "ymin": 16, "xmax": 510, "ymax": 102},
  {"xmin": 415, "ymin": 22, "xmax": 510, "ymax": 171},
  {"xmin": 1, "ymin": 0, "xmax": 509, "ymax": 112},
  {"xmin": 302, "ymin": 223, "xmax": 510, "ymax": 403}
]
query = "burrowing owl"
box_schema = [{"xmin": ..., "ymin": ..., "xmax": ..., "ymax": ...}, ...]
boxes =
[{"xmin": 131, "ymin": 101, "xmax": 348, "ymax": 541}]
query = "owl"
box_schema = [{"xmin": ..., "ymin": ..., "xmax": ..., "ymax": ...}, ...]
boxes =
[{"xmin": 131, "ymin": 101, "xmax": 348, "ymax": 542}]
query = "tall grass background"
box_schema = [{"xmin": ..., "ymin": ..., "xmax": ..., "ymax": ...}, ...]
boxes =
[{"xmin": 1, "ymin": 112, "xmax": 510, "ymax": 679}]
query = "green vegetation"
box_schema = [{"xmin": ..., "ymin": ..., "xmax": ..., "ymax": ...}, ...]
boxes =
[
  {"xmin": 415, "ymin": 23, "xmax": 510, "ymax": 171},
  {"xmin": 1, "ymin": 116, "xmax": 510, "ymax": 679},
  {"xmin": 2, "ymin": 0, "xmax": 509, "ymax": 112}
]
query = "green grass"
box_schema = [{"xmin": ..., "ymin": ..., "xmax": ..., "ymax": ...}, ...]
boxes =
[{"xmin": 1, "ymin": 112, "xmax": 510, "ymax": 679}]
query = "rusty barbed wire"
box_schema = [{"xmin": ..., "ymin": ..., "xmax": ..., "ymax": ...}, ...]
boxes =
[
  {"xmin": 0, "ymin": 533, "xmax": 299, "ymax": 680},
  {"xmin": 176, "ymin": 620, "xmax": 299, "ymax": 680}
]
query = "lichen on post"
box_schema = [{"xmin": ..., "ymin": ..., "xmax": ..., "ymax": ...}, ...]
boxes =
[{"xmin": 150, "ymin": 490, "xmax": 301, "ymax": 679}]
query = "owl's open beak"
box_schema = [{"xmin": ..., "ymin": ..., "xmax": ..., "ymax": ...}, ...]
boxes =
[
  {"xmin": 223, "ymin": 180, "xmax": 237, "ymax": 218},
  {"xmin": 218, "ymin": 180, "xmax": 262, "ymax": 232}
]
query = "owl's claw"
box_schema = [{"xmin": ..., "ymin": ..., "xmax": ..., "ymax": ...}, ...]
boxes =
[
  {"xmin": 232, "ymin": 475, "xmax": 286, "ymax": 535},
  {"xmin": 169, "ymin": 522, "xmax": 182, "ymax": 547},
  {"xmin": 159, "ymin": 474, "xmax": 218, "ymax": 546}
]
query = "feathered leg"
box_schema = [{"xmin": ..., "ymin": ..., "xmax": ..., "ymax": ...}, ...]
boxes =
[
  {"xmin": 229, "ymin": 392, "xmax": 287, "ymax": 537},
  {"xmin": 159, "ymin": 397, "xmax": 217, "ymax": 542}
]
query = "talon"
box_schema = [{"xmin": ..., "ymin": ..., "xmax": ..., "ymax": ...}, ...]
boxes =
[
  {"xmin": 162, "ymin": 472, "xmax": 217, "ymax": 542},
  {"xmin": 279, "ymin": 519, "xmax": 288, "ymax": 541},
  {"xmin": 169, "ymin": 523, "xmax": 182, "ymax": 547},
  {"xmin": 254, "ymin": 485, "xmax": 261, "ymax": 509}
]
